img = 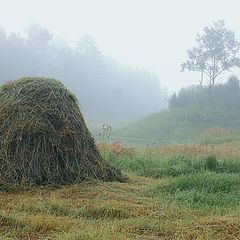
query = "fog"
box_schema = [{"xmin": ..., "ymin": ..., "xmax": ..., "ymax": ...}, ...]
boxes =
[
  {"xmin": 0, "ymin": 0, "xmax": 240, "ymax": 127},
  {"xmin": 0, "ymin": 25, "xmax": 166, "ymax": 127}
]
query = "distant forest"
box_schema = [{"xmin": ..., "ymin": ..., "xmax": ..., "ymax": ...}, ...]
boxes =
[
  {"xmin": 169, "ymin": 76, "xmax": 240, "ymax": 128},
  {"xmin": 0, "ymin": 24, "xmax": 167, "ymax": 126}
]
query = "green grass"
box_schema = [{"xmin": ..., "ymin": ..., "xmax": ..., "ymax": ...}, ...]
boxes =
[
  {"xmin": 1, "ymin": 175, "xmax": 240, "ymax": 239},
  {"xmin": 2, "ymin": 142, "xmax": 240, "ymax": 239},
  {"xmin": 102, "ymin": 147, "xmax": 240, "ymax": 179},
  {"xmin": 100, "ymin": 143, "xmax": 240, "ymax": 214},
  {"xmin": 147, "ymin": 172, "xmax": 240, "ymax": 213},
  {"xmin": 112, "ymin": 110, "xmax": 206, "ymax": 146},
  {"xmin": 197, "ymin": 128, "xmax": 240, "ymax": 145},
  {"xmin": 113, "ymin": 109, "xmax": 240, "ymax": 146}
]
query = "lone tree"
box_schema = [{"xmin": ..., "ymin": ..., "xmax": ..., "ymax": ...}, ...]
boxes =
[{"xmin": 181, "ymin": 20, "xmax": 240, "ymax": 86}]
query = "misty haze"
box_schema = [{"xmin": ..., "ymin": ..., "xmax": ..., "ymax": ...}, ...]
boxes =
[{"xmin": 1, "ymin": 1, "xmax": 240, "ymax": 239}]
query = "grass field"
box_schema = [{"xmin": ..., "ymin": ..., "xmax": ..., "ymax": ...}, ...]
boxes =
[
  {"xmin": 113, "ymin": 109, "xmax": 240, "ymax": 146},
  {"xmin": 1, "ymin": 174, "xmax": 240, "ymax": 240},
  {"xmin": 1, "ymin": 142, "xmax": 240, "ymax": 239}
]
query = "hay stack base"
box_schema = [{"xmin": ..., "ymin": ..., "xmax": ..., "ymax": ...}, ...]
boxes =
[{"xmin": 0, "ymin": 77, "xmax": 125, "ymax": 189}]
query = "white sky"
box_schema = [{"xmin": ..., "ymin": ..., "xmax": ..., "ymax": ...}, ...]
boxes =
[{"xmin": 0, "ymin": 0, "xmax": 240, "ymax": 92}]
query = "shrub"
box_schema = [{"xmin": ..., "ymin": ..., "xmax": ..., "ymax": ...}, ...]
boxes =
[{"xmin": 204, "ymin": 155, "xmax": 218, "ymax": 171}]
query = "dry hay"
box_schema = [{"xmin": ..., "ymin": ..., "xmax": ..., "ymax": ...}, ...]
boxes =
[{"xmin": 0, "ymin": 77, "xmax": 125, "ymax": 189}]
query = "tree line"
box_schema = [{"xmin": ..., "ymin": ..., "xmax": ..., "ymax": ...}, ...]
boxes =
[
  {"xmin": 169, "ymin": 75, "xmax": 240, "ymax": 128},
  {"xmin": 0, "ymin": 23, "xmax": 167, "ymax": 126}
]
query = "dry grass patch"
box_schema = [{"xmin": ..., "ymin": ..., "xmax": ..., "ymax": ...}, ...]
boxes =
[{"xmin": 0, "ymin": 175, "xmax": 240, "ymax": 239}]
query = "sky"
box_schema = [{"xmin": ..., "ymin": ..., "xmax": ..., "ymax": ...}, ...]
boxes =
[{"xmin": 0, "ymin": 0, "xmax": 240, "ymax": 92}]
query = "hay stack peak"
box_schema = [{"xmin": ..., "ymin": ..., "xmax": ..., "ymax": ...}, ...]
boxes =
[{"xmin": 0, "ymin": 77, "xmax": 124, "ymax": 188}]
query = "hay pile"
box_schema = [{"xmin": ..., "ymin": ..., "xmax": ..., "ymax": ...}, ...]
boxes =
[{"xmin": 0, "ymin": 77, "xmax": 124, "ymax": 188}]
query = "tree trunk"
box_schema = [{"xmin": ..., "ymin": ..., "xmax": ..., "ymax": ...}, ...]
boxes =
[{"xmin": 199, "ymin": 70, "xmax": 204, "ymax": 86}]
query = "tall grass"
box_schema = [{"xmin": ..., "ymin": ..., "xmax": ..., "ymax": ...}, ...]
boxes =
[
  {"xmin": 100, "ymin": 142, "xmax": 240, "ymax": 212},
  {"xmin": 197, "ymin": 128, "xmax": 240, "ymax": 145},
  {"xmin": 100, "ymin": 143, "xmax": 240, "ymax": 178},
  {"xmin": 148, "ymin": 172, "xmax": 240, "ymax": 212}
]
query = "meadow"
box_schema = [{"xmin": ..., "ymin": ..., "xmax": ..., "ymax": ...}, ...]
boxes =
[
  {"xmin": 101, "ymin": 141, "xmax": 240, "ymax": 212},
  {"xmin": 1, "ymin": 139, "xmax": 240, "ymax": 239}
]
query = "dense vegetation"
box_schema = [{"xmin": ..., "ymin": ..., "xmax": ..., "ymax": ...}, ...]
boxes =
[{"xmin": 169, "ymin": 76, "xmax": 240, "ymax": 127}]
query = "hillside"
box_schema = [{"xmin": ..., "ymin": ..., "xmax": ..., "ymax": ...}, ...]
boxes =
[
  {"xmin": 114, "ymin": 110, "xmax": 207, "ymax": 146},
  {"xmin": 115, "ymin": 78, "xmax": 240, "ymax": 146}
]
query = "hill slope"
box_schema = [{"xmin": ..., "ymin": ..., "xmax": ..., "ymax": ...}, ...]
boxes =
[
  {"xmin": 114, "ymin": 109, "xmax": 214, "ymax": 146},
  {"xmin": 115, "ymin": 80, "xmax": 240, "ymax": 146}
]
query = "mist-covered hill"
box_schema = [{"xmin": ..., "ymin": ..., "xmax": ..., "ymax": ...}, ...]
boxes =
[{"xmin": 115, "ymin": 76, "xmax": 240, "ymax": 145}]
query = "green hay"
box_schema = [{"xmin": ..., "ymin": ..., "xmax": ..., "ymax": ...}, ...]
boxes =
[{"xmin": 0, "ymin": 77, "xmax": 125, "ymax": 189}]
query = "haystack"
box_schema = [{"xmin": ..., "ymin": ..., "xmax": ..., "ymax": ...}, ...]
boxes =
[{"xmin": 0, "ymin": 77, "xmax": 124, "ymax": 188}]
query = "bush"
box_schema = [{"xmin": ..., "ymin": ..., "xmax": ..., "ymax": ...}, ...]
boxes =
[{"xmin": 204, "ymin": 155, "xmax": 218, "ymax": 171}]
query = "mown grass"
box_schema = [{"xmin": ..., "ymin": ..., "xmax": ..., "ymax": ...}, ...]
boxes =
[{"xmin": 1, "ymin": 175, "xmax": 240, "ymax": 239}]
